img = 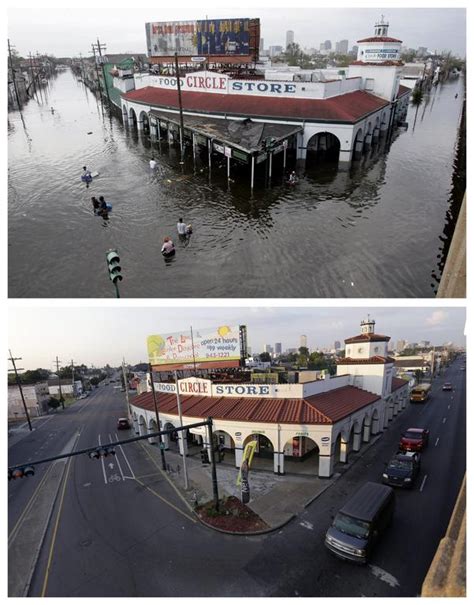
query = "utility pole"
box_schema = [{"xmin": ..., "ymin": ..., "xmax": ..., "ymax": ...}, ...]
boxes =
[
  {"xmin": 149, "ymin": 364, "xmax": 167, "ymax": 470},
  {"xmin": 28, "ymin": 51, "xmax": 38, "ymax": 96},
  {"xmin": 78, "ymin": 52, "xmax": 85, "ymax": 80},
  {"xmin": 71, "ymin": 359, "xmax": 75, "ymax": 396},
  {"xmin": 90, "ymin": 44, "xmax": 103, "ymax": 99},
  {"xmin": 55, "ymin": 356, "xmax": 65, "ymax": 409},
  {"xmin": 92, "ymin": 38, "xmax": 110, "ymax": 105},
  {"xmin": 174, "ymin": 52, "xmax": 185, "ymax": 163},
  {"xmin": 8, "ymin": 350, "xmax": 33, "ymax": 431},
  {"xmin": 207, "ymin": 417, "xmax": 219, "ymax": 510},
  {"xmin": 8, "ymin": 39, "xmax": 22, "ymax": 108},
  {"xmin": 121, "ymin": 358, "xmax": 131, "ymax": 416}
]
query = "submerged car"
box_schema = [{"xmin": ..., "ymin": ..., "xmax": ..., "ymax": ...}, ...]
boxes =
[
  {"xmin": 382, "ymin": 451, "xmax": 420, "ymax": 488},
  {"xmin": 117, "ymin": 417, "xmax": 131, "ymax": 430},
  {"xmin": 399, "ymin": 428, "xmax": 429, "ymax": 452}
]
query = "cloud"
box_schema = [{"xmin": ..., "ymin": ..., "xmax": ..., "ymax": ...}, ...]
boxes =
[{"xmin": 425, "ymin": 310, "xmax": 448, "ymax": 327}]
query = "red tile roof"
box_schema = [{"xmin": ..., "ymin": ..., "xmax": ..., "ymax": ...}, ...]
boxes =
[
  {"xmin": 357, "ymin": 36, "xmax": 402, "ymax": 43},
  {"xmin": 131, "ymin": 385, "xmax": 380, "ymax": 426},
  {"xmin": 337, "ymin": 356, "xmax": 394, "ymax": 365},
  {"xmin": 392, "ymin": 377, "xmax": 409, "ymax": 391},
  {"xmin": 122, "ymin": 87, "xmax": 389, "ymax": 123},
  {"xmin": 345, "ymin": 333, "xmax": 390, "ymax": 344}
]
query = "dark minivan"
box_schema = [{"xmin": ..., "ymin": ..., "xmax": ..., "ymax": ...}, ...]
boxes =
[{"xmin": 325, "ymin": 482, "xmax": 395, "ymax": 563}]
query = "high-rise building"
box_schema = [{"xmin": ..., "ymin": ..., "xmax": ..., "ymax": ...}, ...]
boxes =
[
  {"xmin": 324, "ymin": 40, "xmax": 332, "ymax": 50},
  {"xmin": 260, "ymin": 38, "xmax": 264, "ymax": 53},
  {"xmin": 300, "ymin": 335, "xmax": 308, "ymax": 349},
  {"xmin": 268, "ymin": 45, "xmax": 283, "ymax": 57},
  {"xmin": 286, "ymin": 30, "xmax": 294, "ymax": 49},
  {"xmin": 275, "ymin": 342, "xmax": 282, "ymax": 355},
  {"xmin": 264, "ymin": 344, "xmax": 273, "ymax": 353},
  {"xmin": 334, "ymin": 340, "xmax": 341, "ymax": 351},
  {"xmin": 335, "ymin": 39, "xmax": 349, "ymax": 54}
]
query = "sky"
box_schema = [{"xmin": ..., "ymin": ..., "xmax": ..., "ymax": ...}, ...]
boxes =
[
  {"xmin": 7, "ymin": 4, "xmax": 467, "ymax": 58},
  {"xmin": 8, "ymin": 305, "xmax": 466, "ymax": 371}
]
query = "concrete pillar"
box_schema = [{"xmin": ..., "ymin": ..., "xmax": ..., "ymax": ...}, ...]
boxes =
[
  {"xmin": 388, "ymin": 406, "xmax": 394, "ymax": 422},
  {"xmin": 380, "ymin": 120, "xmax": 389, "ymax": 132},
  {"xmin": 353, "ymin": 430, "xmax": 362, "ymax": 452},
  {"xmin": 362, "ymin": 422, "xmax": 371, "ymax": 442},
  {"xmin": 338, "ymin": 149, "xmax": 352, "ymax": 169},
  {"xmin": 250, "ymin": 155, "xmax": 255, "ymax": 190},
  {"xmin": 296, "ymin": 132, "xmax": 306, "ymax": 160},
  {"xmin": 383, "ymin": 408, "xmax": 389, "ymax": 429},
  {"xmin": 319, "ymin": 454, "xmax": 334, "ymax": 478},
  {"xmin": 340, "ymin": 440, "xmax": 349, "ymax": 463},
  {"xmin": 371, "ymin": 417, "xmax": 380, "ymax": 435},
  {"xmin": 162, "ymin": 433, "xmax": 170, "ymax": 449},
  {"xmin": 133, "ymin": 417, "xmax": 139, "ymax": 435},
  {"xmin": 138, "ymin": 419, "xmax": 146, "ymax": 436},
  {"xmin": 353, "ymin": 139, "xmax": 364, "ymax": 160},
  {"xmin": 137, "ymin": 117, "xmax": 144, "ymax": 131},
  {"xmin": 372, "ymin": 127, "xmax": 380, "ymax": 143},
  {"xmin": 364, "ymin": 133, "xmax": 373, "ymax": 151},
  {"xmin": 274, "ymin": 452, "xmax": 285, "ymax": 474},
  {"xmin": 235, "ymin": 445, "xmax": 243, "ymax": 468}
]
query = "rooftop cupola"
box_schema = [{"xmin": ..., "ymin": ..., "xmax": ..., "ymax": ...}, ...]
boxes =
[{"xmin": 374, "ymin": 15, "xmax": 390, "ymax": 38}]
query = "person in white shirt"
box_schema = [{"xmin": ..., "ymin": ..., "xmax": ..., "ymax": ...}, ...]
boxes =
[
  {"xmin": 177, "ymin": 218, "xmax": 187, "ymax": 235},
  {"xmin": 149, "ymin": 157, "xmax": 157, "ymax": 169}
]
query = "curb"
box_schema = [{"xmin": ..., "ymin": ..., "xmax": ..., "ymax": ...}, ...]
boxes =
[{"xmin": 194, "ymin": 512, "xmax": 296, "ymax": 535}]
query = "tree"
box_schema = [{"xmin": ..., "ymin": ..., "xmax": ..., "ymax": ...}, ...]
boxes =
[
  {"xmin": 90, "ymin": 376, "xmax": 100, "ymax": 386},
  {"xmin": 414, "ymin": 369, "xmax": 424, "ymax": 384},
  {"xmin": 259, "ymin": 352, "xmax": 271, "ymax": 362},
  {"xmin": 48, "ymin": 396, "xmax": 60, "ymax": 410}
]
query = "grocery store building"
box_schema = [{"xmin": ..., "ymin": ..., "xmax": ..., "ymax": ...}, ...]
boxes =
[{"xmin": 130, "ymin": 319, "xmax": 409, "ymax": 478}]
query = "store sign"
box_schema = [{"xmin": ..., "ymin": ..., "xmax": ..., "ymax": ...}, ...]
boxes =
[
  {"xmin": 214, "ymin": 384, "xmax": 271, "ymax": 397},
  {"xmin": 364, "ymin": 48, "xmax": 399, "ymax": 60},
  {"xmin": 178, "ymin": 377, "xmax": 212, "ymax": 395}
]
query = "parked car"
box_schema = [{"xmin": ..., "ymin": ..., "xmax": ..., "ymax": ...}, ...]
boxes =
[
  {"xmin": 399, "ymin": 428, "xmax": 429, "ymax": 452},
  {"xmin": 324, "ymin": 482, "xmax": 395, "ymax": 564},
  {"xmin": 442, "ymin": 382, "xmax": 453, "ymax": 391},
  {"xmin": 382, "ymin": 451, "xmax": 420, "ymax": 488},
  {"xmin": 117, "ymin": 417, "xmax": 131, "ymax": 430},
  {"xmin": 460, "ymin": 366, "xmax": 465, "ymax": 371},
  {"xmin": 79, "ymin": 393, "xmax": 88, "ymax": 399}
]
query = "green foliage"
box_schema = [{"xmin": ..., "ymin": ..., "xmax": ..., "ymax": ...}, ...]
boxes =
[
  {"xmin": 48, "ymin": 397, "xmax": 60, "ymax": 409},
  {"xmin": 411, "ymin": 86, "xmax": 424, "ymax": 106},
  {"xmin": 8, "ymin": 368, "xmax": 50, "ymax": 385},
  {"xmin": 259, "ymin": 352, "xmax": 271, "ymax": 362}
]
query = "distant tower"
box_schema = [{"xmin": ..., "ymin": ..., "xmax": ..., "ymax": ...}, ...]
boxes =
[
  {"xmin": 300, "ymin": 335, "xmax": 308, "ymax": 349},
  {"xmin": 275, "ymin": 342, "xmax": 282, "ymax": 355},
  {"xmin": 374, "ymin": 14, "xmax": 390, "ymax": 37},
  {"xmin": 360, "ymin": 315, "xmax": 376, "ymax": 335},
  {"xmin": 286, "ymin": 30, "xmax": 294, "ymax": 49}
]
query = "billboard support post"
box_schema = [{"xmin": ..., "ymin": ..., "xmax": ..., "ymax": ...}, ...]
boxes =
[
  {"xmin": 207, "ymin": 416, "xmax": 219, "ymax": 511},
  {"xmin": 174, "ymin": 52, "xmax": 185, "ymax": 164}
]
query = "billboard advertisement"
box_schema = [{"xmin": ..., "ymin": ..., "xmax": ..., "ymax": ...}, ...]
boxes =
[
  {"xmin": 147, "ymin": 325, "xmax": 242, "ymax": 370},
  {"xmin": 146, "ymin": 19, "xmax": 253, "ymax": 57}
]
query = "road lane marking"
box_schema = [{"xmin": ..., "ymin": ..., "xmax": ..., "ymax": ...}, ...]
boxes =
[
  {"xmin": 114, "ymin": 432, "xmax": 136, "ymax": 480},
  {"xmin": 109, "ymin": 433, "xmax": 126, "ymax": 480},
  {"xmin": 420, "ymin": 474, "xmax": 428, "ymax": 492},
  {"xmin": 299, "ymin": 520, "xmax": 314, "ymax": 530},
  {"xmin": 435, "ymin": 437, "xmax": 440, "ymax": 447},
  {"xmin": 368, "ymin": 565, "xmax": 400, "ymax": 588},
  {"xmin": 8, "ymin": 465, "xmax": 54, "ymax": 545},
  {"xmin": 448, "ymin": 405, "xmax": 451, "ymax": 410},
  {"xmin": 98, "ymin": 435, "xmax": 108, "ymax": 485},
  {"xmin": 442, "ymin": 417, "xmax": 447, "ymax": 424},
  {"xmin": 133, "ymin": 477, "xmax": 196, "ymax": 523},
  {"xmin": 40, "ymin": 454, "xmax": 74, "ymax": 597}
]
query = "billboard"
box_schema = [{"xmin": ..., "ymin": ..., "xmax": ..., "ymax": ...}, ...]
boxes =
[
  {"xmin": 147, "ymin": 325, "xmax": 242, "ymax": 370},
  {"xmin": 146, "ymin": 18, "xmax": 254, "ymax": 58}
]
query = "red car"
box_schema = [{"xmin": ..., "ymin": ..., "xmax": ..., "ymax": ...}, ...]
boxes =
[
  {"xmin": 117, "ymin": 417, "xmax": 131, "ymax": 430},
  {"xmin": 400, "ymin": 428, "xmax": 429, "ymax": 452}
]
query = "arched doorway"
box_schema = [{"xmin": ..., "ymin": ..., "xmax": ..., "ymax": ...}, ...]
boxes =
[
  {"xmin": 139, "ymin": 110, "xmax": 150, "ymax": 133},
  {"xmin": 214, "ymin": 430, "xmax": 235, "ymax": 463},
  {"xmin": 283, "ymin": 435, "xmax": 320, "ymax": 474},
  {"xmin": 306, "ymin": 131, "xmax": 341, "ymax": 165},
  {"xmin": 129, "ymin": 107, "xmax": 138, "ymax": 129},
  {"xmin": 353, "ymin": 127, "xmax": 364, "ymax": 161},
  {"xmin": 242, "ymin": 434, "xmax": 275, "ymax": 472},
  {"xmin": 148, "ymin": 417, "xmax": 158, "ymax": 444},
  {"xmin": 371, "ymin": 409, "xmax": 380, "ymax": 435},
  {"xmin": 164, "ymin": 421, "xmax": 179, "ymax": 452},
  {"xmin": 138, "ymin": 414, "xmax": 147, "ymax": 436}
]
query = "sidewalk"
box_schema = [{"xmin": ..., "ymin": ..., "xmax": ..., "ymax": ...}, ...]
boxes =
[{"xmin": 144, "ymin": 435, "xmax": 382, "ymax": 532}]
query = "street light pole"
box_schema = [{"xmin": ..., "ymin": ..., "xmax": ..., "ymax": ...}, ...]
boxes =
[
  {"xmin": 207, "ymin": 417, "xmax": 219, "ymax": 510},
  {"xmin": 174, "ymin": 370, "xmax": 189, "ymax": 489},
  {"xmin": 55, "ymin": 356, "xmax": 65, "ymax": 409}
]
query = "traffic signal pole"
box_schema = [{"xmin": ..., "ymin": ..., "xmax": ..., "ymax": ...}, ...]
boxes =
[{"xmin": 149, "ymin": 365, "xmax": 167, "ymax": 471}]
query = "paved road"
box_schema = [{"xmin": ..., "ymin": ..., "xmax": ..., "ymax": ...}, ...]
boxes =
[{"xmin": 9, "ymin": 361, "xmax": 465, "ymax": 597}]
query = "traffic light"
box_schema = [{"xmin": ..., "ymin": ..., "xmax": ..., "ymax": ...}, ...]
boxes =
[
  {"xmin": 8, "ymin": 465, "xmax": 35, "ymax": 480},
  {"xmin": 106, "ymin": 249, "xmax": 122, "ymax": 283},
  {"xmin": 88, "ymin": 446, "xmax": 116, "ymax": 460},
  {"xmin": 200, "ymin": 449, "xmax": 209, "ymax": 465}
]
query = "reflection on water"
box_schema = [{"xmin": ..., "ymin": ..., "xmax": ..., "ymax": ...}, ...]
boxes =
[{"xmin": 8, "ymin": 70, "xmax": 465, "ymax": 298}]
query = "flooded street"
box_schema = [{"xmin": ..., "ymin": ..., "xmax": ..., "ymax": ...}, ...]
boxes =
[{"xmin": 8, "ymin": 69, "xmax": 464, "ymax": 298}]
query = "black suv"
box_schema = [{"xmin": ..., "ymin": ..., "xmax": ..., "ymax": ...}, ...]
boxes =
[{"xmin": 382, "ymin": 451, "xmax": 420, "ymax": 488}]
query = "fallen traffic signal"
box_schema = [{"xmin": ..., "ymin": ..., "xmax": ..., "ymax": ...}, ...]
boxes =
[{"xmin": 106, "ymin": 249, "xmax": 122, "ymax": 283}]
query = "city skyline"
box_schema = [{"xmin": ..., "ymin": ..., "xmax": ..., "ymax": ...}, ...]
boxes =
[
  {"xmin": 8, "ymin": 307, "xmax": 466, "ymax": 371},
  {"xmin": 7, "ymin": 6, "xmax": 466, "ymax": 58}
]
